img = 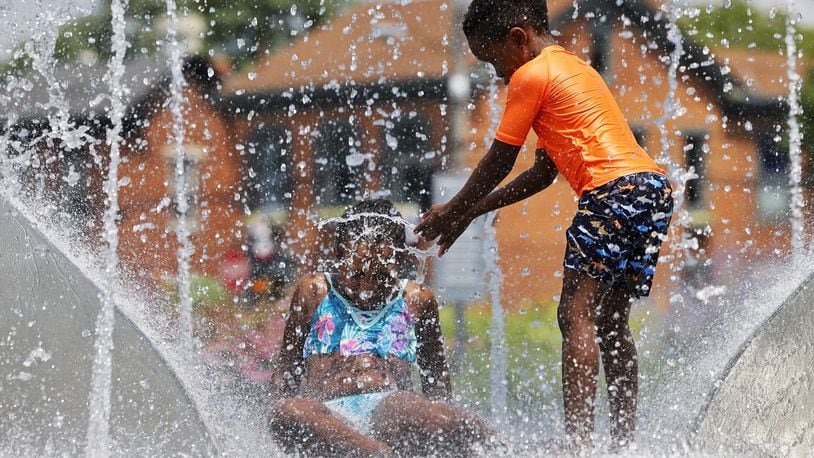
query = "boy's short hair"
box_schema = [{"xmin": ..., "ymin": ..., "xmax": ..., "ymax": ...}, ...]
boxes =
[
  {"xmin": 463, "ymin": 0, "xmax": 549, "ymax": 42},
  {"xmin": 335, "ymin": 199, "xmax": 406, "ymax": 254}
]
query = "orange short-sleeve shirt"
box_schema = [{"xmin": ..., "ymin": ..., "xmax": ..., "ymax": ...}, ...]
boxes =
[{"xmin": 495, "ymin": 45, "xmax": 665, "ymax": 196}]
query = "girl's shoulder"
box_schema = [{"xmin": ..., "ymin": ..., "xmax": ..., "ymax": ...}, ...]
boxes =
[
  {"xmin": 401, "ymin": 280, "xmax": 439, "ymax": 317},
  {"xmin": 297, "ymin": 272, "xmax": 330, "ymax": 293},
  {"xmin": 293, "ymin": 273, "xmax": 331, "ymax": 314},
  {"xmin": 401, "ymin": 279, "xmax": 428, "ymax": 298}
]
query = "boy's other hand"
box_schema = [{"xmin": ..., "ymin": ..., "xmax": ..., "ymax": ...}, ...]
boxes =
[
  {"xmin": 437, "ymin": 213, "xmax": 474, "ymax": 256},
  {"xmin": 415, "ymin": 203, "xmax": 448, "ymax": 241}
]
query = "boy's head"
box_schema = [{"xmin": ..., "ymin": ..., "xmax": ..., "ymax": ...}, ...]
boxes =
[
  {"xmin": 463, "ymin": 0, "xmax": 550, "ymax": 83},
  {"xmin": 334, "ymin": 199, "xmax": 406, "ymax": 282}
]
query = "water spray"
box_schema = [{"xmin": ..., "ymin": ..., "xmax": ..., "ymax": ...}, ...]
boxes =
[
  {"xmin": 86, "ymin": 0, "xmax": 128, "ymax": 455},
  {"xmin": 785, "ymin": 0, "xmax": 805, "ymax": 261},
  {"xmin": 164, "ymin": 0, "xmax": 194, "ymax": 353},
  {"xmin": 655, "ymin": 1, "xmax": 694, "ymax": 306}
]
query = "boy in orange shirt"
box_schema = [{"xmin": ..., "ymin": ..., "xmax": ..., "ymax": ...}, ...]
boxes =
[{"xmin": 415, "ymin": 0, "xmax": 673, "ymax": 449}]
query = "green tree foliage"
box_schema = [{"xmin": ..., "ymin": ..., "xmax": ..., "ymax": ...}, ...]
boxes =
[
  {"xmin": 679, "ymin": 0, "xmax": 814, "ymax": 176},
  {"xmin": 679, "ymin": 0, "xmax": 814, "ymax": 55},
  {"xmin": 53, "ymin": 0, "xmax": 347, "ymax": 67}
]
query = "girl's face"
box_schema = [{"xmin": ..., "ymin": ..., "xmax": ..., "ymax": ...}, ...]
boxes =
[{"xmin": 338, "ymin": 237, "xmax": 400, "ymax": 286}]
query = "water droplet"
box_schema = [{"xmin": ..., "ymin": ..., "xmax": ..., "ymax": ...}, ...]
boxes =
[{"xmin": 345, "ymin": 152, "xmax": 366, "ymax": 167}]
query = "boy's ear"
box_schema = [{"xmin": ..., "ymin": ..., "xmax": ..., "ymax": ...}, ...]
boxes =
[{"xmin": 508, "ymin": 26, "xmax": 529, "ymax": 46}]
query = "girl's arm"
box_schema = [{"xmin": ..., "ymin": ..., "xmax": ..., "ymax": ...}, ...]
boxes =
[
  {"xmin": 437, "ymin": 148, "xmax": 557, "ymax": 254},
  {"xmin": 413, "ymin": 284, "xmax": 452, "ymax": 401},
  {"xmin": 271, "ymin": 274, "xmax": 325, "ymax": 399}
]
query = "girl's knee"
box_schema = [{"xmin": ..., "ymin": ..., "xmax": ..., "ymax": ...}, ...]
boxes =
[
  {"xmin": 457, "ymin": 412, "xmax": 495, "ymax": 442},
  {"xmin": 424, "ymin": 403, "xmax": 488, "ymax": 438},
  {"xmin": 272, "ymin": 398, "xmax": 324, "ymax": 426},
  {"xmin": 270, "ymin": 398, "xmax": 332, "ymax": 451},
  {"xmin": 381, "ymin": 394, "xmax": 481, "ymax": 435}
]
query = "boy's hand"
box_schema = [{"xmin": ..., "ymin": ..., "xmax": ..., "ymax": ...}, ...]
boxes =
[
  {"xmin": 415, "ymin": 203, "xmax": 449, "ymax": 241},
  {"xmin": 416, "ymin": 204, "xmax": 477, "ymax": 256},
  {"xmin": 437, "ymin": 211, "xmax": 476, "ymax": 256}
]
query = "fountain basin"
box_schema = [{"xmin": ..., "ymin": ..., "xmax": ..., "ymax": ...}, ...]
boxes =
[
  {"xmin": 696, "ymin": 271, "xmax": 814, "ymax": 455},
  {"xmin": 0, "ymin": 197, "xmax": 214, "ymax": 456}
]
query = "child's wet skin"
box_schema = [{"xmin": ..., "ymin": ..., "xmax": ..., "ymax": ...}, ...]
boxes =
[
  {"xmin": 302, "ymin": 354, "xmax": 412, "ymax": 400},
  {"xmin": 336, "ymin": 240, "xmax": 401, "ymax": 309},
  {"xmin": 299, "ymin": 225, "xmax": 415, "ymax": 400},
  {"xmin": 272, "ymin": 200, "xmax": 491, "ymax": 456}
]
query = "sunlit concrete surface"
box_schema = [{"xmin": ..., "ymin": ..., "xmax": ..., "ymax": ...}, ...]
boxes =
[
  {"xmin": 0, "ymin": 197, "xmax": 214, "ymax": 456},
  {"xmin": 696, "ymin": 272, "xmax": 814, "ymax": 455}
]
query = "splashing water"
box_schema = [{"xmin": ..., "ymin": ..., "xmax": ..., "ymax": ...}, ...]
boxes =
[
  {"xmin": 317, "ymin": 212, "xmax": 417, "ymax": 233},
  {"xmin": 86, "ymin": 0, "xmax": 128, "ymax": 455},
  {"xmin": 164, "ymin": 0, "xmax": 194, "ymax": 352},
  {"xmin": 484, "ymin": 211, "xmax": 507, "ymax": 424},
  {"xmin": 477, "ymin": 71, "xmax": 509, "ymax": 424},
  {"xmin": 785, "ymin": 0, "xmax": 805, "ymax": 261},
  {"xmin": 1, "ymin": 0, "xmax": 813, "ymax": 455},
  {"xmin": 318, "ymin": 211, "xmax": 439, "ymax": 283},
  {"xmin": 655, "ymin": 1, "xmax": 695, "ymax": 306},
  {"xmin": 636, "ymin": 253, "xmax": 814, "ymax": 452}
]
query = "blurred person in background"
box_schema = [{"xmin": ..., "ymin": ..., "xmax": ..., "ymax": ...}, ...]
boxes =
[{"xmin": 247, "ymin": 220, "xmax": 296, "ymax": 306}]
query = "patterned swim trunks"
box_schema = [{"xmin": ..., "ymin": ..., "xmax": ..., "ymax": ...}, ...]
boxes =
[{"xmin": 564, "ymin": 172, "xmax": 673, "ymax": 297}]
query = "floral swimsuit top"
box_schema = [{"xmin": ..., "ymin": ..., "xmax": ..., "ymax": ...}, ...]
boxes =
[{"xmin": 302, "ymin": 273, "xmax": 417, "ymax": 363}]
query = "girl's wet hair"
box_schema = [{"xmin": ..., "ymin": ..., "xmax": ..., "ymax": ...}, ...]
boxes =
[
  {"xmin": 334, "ymin": 199, "xmax": 406, "ymax": 254},
  {"xmin": 462, "ymin": 0, "xmax": 549, "ymax": 43}
]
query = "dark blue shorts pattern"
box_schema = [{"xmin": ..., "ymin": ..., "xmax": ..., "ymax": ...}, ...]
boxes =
[{"xmin": 564, "ymin": 172, "xmax": 673, "ymax": 298}]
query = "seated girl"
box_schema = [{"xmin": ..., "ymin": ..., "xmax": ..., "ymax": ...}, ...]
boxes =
[{"xmin": 270, "ymin": 199, "xmax": 494, "ymax": 456}]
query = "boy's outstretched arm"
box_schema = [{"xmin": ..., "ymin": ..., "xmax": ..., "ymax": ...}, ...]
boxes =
[
  {"xmin": 416, "ymin": 139, "xmax": 521, "ymax": 241},
  {"xmin": 413, "ymin": 285, "xmax": 452, "ymax": 401},
  {"xmin": 270, "ymin": 274, "xmax": 325, "ymax": 399},
  {"xmin": 437, "ymin": 148, "xmax": 557, "ymax": 254}
]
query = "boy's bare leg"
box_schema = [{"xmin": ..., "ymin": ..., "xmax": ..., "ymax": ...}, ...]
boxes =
[
  {"xmin": 371, "ymin": 390, "xmax": 496, "ymax": 457},
  {"xmin": 271, "ymin": 397, "xmax": 393, "ymax": 456},
  {"xmin": 557, "ymin": 269, "xmax": 604, "ymax": 446},
  {"xmin": 597, "ymin": 287, "xmax": 637, "ymax": 446}
]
